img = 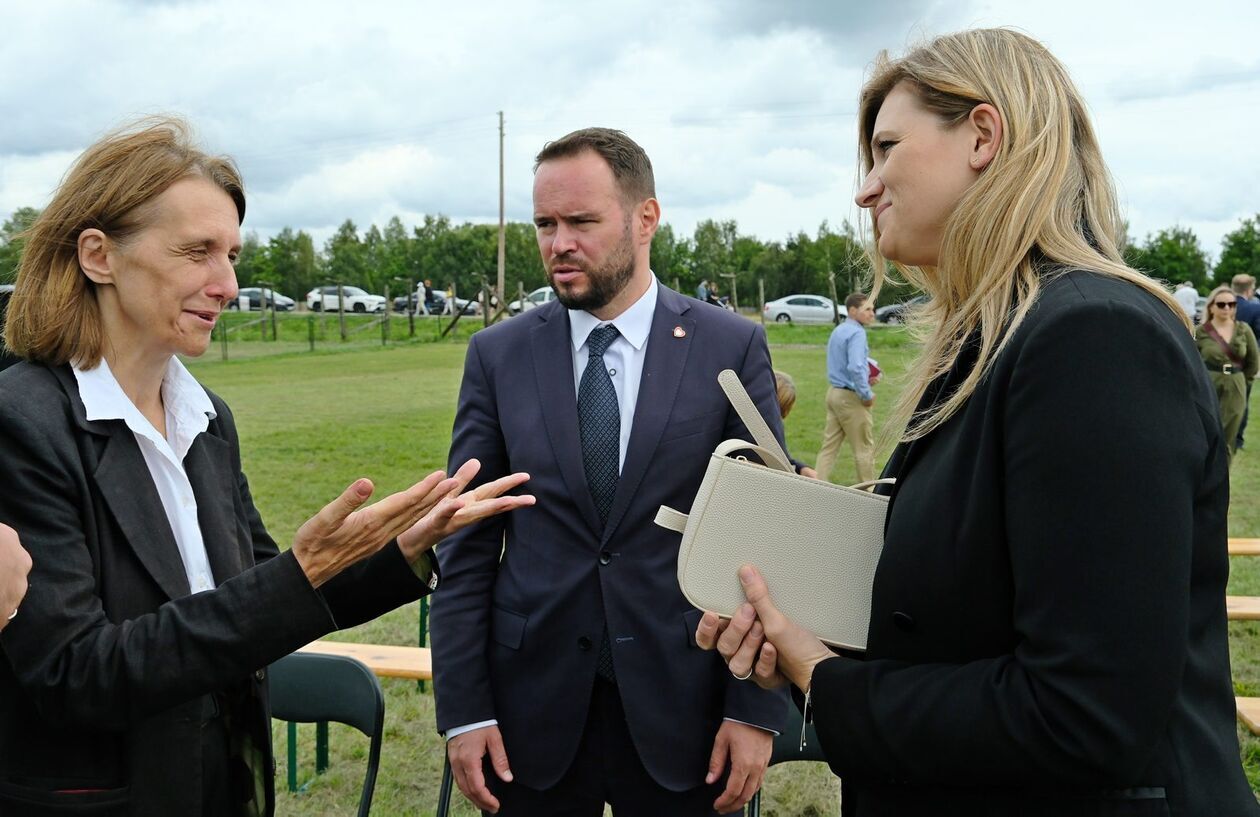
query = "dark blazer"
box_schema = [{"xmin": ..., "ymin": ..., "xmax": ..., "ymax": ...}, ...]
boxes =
[
  {"xmin": 808, "ymin": 271, "xmax": 1257, "ymax": 816},
  {"xmin": 0, "ymin": 363, "xmax": 434, "ymax": 817},
  {"xmin": 431, "ymin": 284, "xmax": 788, "ymax": 791}
]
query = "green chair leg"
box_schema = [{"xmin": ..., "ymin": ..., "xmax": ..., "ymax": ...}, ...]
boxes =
[
  {"xmin": 316, "ymin": 721, "xmax": 329, "ymax": 774},
  {"xmin": 287, "ymin": 720, "xmax": 298, "ymax": 793},
  {"xmin": 417, "ymin": 596, "xmax": 430, "ymax": 692}
]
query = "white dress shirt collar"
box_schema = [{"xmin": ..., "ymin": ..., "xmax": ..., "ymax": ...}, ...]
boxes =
[
  {"xmin": 74, "ymin": 356, "xmax": 216, "ymax": 462},
  {"xmin": 568, "ymin": 275, "xmax": 658, "ymax": 354},
  {"xmin": 73, "ymin": 356, "xmax": 219, "ymax": 595}
]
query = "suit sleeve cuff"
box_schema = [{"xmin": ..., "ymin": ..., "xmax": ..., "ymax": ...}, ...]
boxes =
[
  {"xmin": 723, "ymin": 716, "xmax": 780, "ymax": 736},
  {"xmin": 445, "ymin": 719, "xmax": 498, "ymax": 741}
]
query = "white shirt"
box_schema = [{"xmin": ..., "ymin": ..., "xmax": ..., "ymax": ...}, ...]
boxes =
[
  {"xmin": 1174, "ymin": 285, "xmax": 1199, "ymax": 320},
  {"xmin": 73, "ymin": 357, "xmax": 218, "ymax": 595},
  {"xmin": 567, "ymin": 275, "xmax": 658, "ymax": 473}
]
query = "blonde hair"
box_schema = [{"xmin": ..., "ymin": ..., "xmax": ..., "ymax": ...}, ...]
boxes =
[
  {"xmin": 1205, "ymin": 285, "xmax": 1237, "ymax": 323},
  {"xmin": 857, "ymin": 28, "xmax": 1189, "ymax": 441},
  {"xmin": 774, "ymin": 370, "xmax": 797, "ymax": 419},
  {"xmin": 3, "ymin": 116, "xmax": 245, "ymax": 368}
]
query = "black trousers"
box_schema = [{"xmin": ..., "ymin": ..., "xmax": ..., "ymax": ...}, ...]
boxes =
[{"xmin": 485, "ymin": 679, "xmax": 723, "ymax": 817}]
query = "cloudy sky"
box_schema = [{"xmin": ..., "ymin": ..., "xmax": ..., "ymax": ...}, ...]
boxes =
[{"xmin": 1, "ymin": 0, "xmax": 1256, "ymax": 259}]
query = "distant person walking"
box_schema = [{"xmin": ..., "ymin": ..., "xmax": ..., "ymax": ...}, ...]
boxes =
[
  {"xmin": 815, "ymin": 293, "xmax": 877, "ymax": 483},
  {"xmin": 1174, "ymin": 280, "xmax": 1199, "ymax": 324},
  {"xmin": 696, "ymin": 278, "xmax": 709, "ymax": 302},
  {"xmin": 1231, "ymin": 274, "xmax": 1260, "ymax": 449},
  {"xmin": 1197, "ymin": 285, "xmax": 1259, "ymax": 463}
]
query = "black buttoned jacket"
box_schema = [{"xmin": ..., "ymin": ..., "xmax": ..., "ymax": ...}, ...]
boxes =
[
  {"xmin": 811, "ymin": 271, "xmax": 1257, "ymax": 816},
  {"xmin": 0, "ymin": 363, "xmax": 434, "ymax": 816}
]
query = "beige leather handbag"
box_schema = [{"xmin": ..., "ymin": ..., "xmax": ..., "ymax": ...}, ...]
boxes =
[{"xmin": 655, "ymin": 370, "xmax": 891, "ymax": 650}]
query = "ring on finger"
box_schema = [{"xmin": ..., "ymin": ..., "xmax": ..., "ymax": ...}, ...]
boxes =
[
  {"xmin": 731, "ymin": 666, "xmax": 753, "ymax": 681},
  {"xmin": 6, "ymin": 607, "xmax": 16, "ymax": 621}
]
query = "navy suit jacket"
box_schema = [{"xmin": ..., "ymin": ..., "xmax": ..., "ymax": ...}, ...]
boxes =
[
  {"xmin": 432, "ymin": 284, "xmax": 789, "ymax": 791},
  {"xmin": 1235, "ymin": 296, "xmax": 1260, "ymax": 345}
]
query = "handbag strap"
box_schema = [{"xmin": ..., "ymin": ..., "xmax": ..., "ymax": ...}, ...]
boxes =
[
  {"xmin": 714, "ymin": 439, "xmax": 795, "ymax": 472},
  {"xmin": 717, "ymin": 369, "xmax": 792, "ymax": 472},
  {"xmin": 1204, "ymin": 322, "xmax": 1245, "ymax": 368}
]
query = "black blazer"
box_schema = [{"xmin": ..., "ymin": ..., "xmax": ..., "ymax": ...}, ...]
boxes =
[
  {"xmin": 808, "ymin": 271, "xmax": 1258, "ymax": 816},
  {"xmin": 431, "ymin": 284, "xmax": 788, "ymax": 791},
  {"xmin": 0, "ymin": 363, "xmax": 434, "ymax": 816}
]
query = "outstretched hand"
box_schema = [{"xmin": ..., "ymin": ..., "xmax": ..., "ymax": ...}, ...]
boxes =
[
  {"xmin": 397, "ymin": 459, "xmax": 534, "ymax": 558},
  {"xmin": 292, "ymin": 459, "xmax": 532, "ymax": 588}
]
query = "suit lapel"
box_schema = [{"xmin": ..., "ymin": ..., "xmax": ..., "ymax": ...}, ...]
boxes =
[
  {"xmin": 601, "ymin": 287, "xmax": 694, "ymax": 544},
  {"xmin": 531, "ymin": 309, "xmax": 604, "ymax": 538},
  {"xmin": 93, "ymin": 429, "xmax": 192, "ymax": 600},
  {"xmin": 185, "ymin": 433, "xmax": 243, "ymax": 583},
  {"xmin": 48, "ymin": 366, "xmax": 193, "ymax": 601}
]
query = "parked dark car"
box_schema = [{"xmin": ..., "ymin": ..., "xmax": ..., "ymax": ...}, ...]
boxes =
[
  {"xmin": 229, "ymin": 287, "xmax": 295, "ymax": 311},
  {"xmin": 876, "ymin": 294, "xmax": 929, "ymax": 324}
]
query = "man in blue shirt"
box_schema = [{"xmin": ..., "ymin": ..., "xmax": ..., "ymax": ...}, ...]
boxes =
[
  {"xmin": 1231, "ymin": 274, "xmax": 1260, "ymax": 449},
  {"xmin": 816, "ymin": 292, "xmax": 878, "ymax": 483}
]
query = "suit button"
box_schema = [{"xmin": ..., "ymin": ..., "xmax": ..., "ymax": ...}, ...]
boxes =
[
  {"xmin": 255, "ymin": 669, "xmax": 266, "ymax": 682},
  {"xmin": 599, "ymin": 550, "xmax": 612, "ymax": 566},
  {"xmin": 892, "ymin": 611, "xmax": 916, "ymax": 632},
  {"xmin": 578, "ymin": 636, "xmax": 593, "ymax": 651}
]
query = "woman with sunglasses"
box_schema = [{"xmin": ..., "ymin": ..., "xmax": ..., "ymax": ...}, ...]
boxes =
[{"xmin": 1198, "ymin": 285, "xmax": 1259, "ymax": 462}]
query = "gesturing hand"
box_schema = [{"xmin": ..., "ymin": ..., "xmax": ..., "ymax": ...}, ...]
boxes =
[
  {"xmin": 397, "ymin": 459, "xmax": 534, "ymax": 560},
  {"xmin": 292, "ymin": 460, "xmax": 532, "ymax": 588}
]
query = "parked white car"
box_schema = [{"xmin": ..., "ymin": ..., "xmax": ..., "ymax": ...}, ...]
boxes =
[
  {"xmin": 508, "ymin": 286, "xmax": 557, "ymax": 315},
  {"xmin": 763, "ymin": 294, "xmax": 838, "ymax": 324},
  {"xmin": 306, "ymin": 286, "xmax": 387, "ymax": 313}
]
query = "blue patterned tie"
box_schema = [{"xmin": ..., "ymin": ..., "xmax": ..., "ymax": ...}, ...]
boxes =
[
  {"xmin": 579, "ymin": 324, "xmax": 621, "ymax": 682},
  {"xmin": 579, "ymin": 325, "xmax": 621, "ymax": 524}
]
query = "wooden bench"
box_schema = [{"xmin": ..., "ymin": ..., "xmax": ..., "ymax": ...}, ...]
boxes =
[
  {"xmin": 297, "ymin": 640, "xmax": 432, "ymax": 680},
  {"xmin": 1227, "ymin": 596, "xmax": 1260, "ymax": 621},
  {"xmin": 1238, "ymin": 697, "xmax": 1260, "ymax": 735},
  {"xmin": 1230, "ymin": 539, "xmax": 1260, "ymax": 556}
]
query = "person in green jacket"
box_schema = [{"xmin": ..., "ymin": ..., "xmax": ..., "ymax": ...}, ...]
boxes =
[{"xmin": 1197, "ymin": 284, "xmax": 1259, "ymax": 462}]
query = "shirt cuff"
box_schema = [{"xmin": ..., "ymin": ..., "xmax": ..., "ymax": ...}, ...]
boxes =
[
  {"xmin": 407, "ymin": 549, "xmax": 440, "ymax": 592},
  {"xmin": 723, "ymin": 716, "xmax": 780, "ymax": 736},
  {"xmin": 445, "ymin": 719, "xmax": 499, "ymax": 741}
]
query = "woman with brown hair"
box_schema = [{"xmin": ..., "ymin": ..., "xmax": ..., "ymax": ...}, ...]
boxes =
[
  {"xmin": 0, "ymin": 117, "xmax": 533, "ymax": 816},
  {"xmin": 1197, "ymin": 284, "xmax": 1258, "ymax": 462},
  {"xmin": 699, "ymin": 28, "xmax": 1255, "ymax": 816}
]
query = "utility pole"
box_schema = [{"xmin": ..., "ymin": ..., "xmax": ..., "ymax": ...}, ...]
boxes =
[{"xmin": 497, "ymin": 110, "xmax": 506, "ymax": 317}]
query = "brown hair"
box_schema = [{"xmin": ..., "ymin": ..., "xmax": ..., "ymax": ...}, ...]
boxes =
[
  {"xmin": 534, "ymin": 127, "xmax": 656, "ymax": 205},
  {"xmin": 4, "ymin": 116, "xmax": 245, "ymax": 368},
  {"xmin": 845, "ymin": 292, "xmax": 869, "ymax": 310},
  {"xmin": 1231, "ymin": 274, "xmax": 1255, "ymax": 296},
  {"xmin": 773, "ymin": 370, "xmax": 797, "ymax": 419},
  {"xmin": 856, "ymin": 29, "xmax": 1189, "ymax": 442}
]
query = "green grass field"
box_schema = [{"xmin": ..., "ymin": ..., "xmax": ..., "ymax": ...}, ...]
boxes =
[{"xmin": 185, "ymin": 321, "xmax": 1260, "ymax": 815}]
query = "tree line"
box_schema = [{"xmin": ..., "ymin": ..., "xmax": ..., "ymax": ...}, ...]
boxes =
[{"xmin": 2, "ymin": 206, "xmax": 1258, "ymax": 306}]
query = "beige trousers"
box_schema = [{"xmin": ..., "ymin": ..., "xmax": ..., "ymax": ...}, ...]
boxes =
[{"xmin": 815, "ymin": 386, "xmax": 875, "ymax": 484}]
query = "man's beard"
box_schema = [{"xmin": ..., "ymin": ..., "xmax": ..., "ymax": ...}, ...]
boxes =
[{"xmin": 548, "ymin": 222, "xmax": 636, "ymax": 313}]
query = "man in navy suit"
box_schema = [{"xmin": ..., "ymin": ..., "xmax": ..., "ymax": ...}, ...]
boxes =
[{"xmin": 432, "ymin": 128, "xmax": 788, "ymax": 815}]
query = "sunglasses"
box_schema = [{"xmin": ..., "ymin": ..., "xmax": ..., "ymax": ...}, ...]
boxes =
[{"xmin": 1214, "ymin": 301, "xmax": 1238, "ymax": 309}]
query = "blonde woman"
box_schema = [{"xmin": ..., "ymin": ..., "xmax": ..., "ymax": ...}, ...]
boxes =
[
  {"xmin": 698, "ymin": 29, "xmax": 1255, "ymax": 815},
  {"xmin": 1197, "ymin": 285, "xmax": 1259, "ymax": 462}
]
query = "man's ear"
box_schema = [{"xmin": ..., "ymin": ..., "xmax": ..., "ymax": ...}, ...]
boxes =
[
  {"xmin": 637, "ymin": 197, "xmax": 661, "ymax": 245},
  {"xmin": 78, "ymin": 229, "xmax": 113, "ymax": 286},
  {"xmin": 968, "ymin": 102, "xmax": 1002, "ymax": 171}
]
